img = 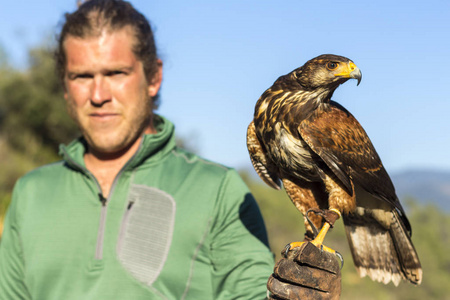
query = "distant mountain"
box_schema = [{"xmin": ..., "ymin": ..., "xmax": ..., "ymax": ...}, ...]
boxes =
[{"xmin": 391, "ymin": 169, "xmax": 450, "ymax": 212}]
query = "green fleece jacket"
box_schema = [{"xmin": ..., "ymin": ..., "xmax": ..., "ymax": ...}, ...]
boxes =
[{"xmin": 0, "ymin": 116, "xmax": 274, "ymax": 300}]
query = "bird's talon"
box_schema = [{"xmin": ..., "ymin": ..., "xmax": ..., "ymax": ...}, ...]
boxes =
[
  {"xmin": 283, "ymin": 243, "xmax": 291, "ymax": 257},
  {"xmin": 335, "ymin": 251, "xmax": 344, "ymax": 270}
]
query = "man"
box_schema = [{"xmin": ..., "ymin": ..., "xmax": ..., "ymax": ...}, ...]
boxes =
[{"xmin": 0, "ymin": 1, "xmax": 340, "ymax": 299}]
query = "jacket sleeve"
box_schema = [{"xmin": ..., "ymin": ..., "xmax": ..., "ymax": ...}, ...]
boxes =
[
  {"xmin": 0, "ymin": 180, "xmax": 32, "ymax": 300},
  {"xmin": 209, "ymin": 170, "xmax": 274, "ymax": 299}
]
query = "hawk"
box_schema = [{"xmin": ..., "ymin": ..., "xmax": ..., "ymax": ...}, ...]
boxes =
[{"xmin": 247, "ymin": 54, "xmax": 422, "ymax": 286}]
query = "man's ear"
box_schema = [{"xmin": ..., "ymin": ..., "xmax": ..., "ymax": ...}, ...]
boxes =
[{"xmin": 148, "ymin": 59, "xmax": 163, "ymax": 97}]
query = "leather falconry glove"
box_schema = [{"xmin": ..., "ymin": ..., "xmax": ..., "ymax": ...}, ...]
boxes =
[{"xmin": 267, "ymin": 242, "xmax": 341, "ymax": 300}]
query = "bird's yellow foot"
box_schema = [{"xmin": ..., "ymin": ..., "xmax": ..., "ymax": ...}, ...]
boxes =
[
  {"xmin": 284, "ymin": 229, "xmax": 337, "ymax": 255},
  {"xmin": 283, "ymin": 241, "xmax": 305, "ymax": 257}
]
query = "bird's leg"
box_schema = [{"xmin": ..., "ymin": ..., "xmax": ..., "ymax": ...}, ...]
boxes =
[
  {"xmin": 286, "ymin": 208, "xmax": 343, "ymax": 267},
  {"xmin": 310, "ymin": 208, "xmax": 341, "ymax": 251},
  {"xmin": 289, "ymin": 208, "xmax": 340, "ymax": 249}
]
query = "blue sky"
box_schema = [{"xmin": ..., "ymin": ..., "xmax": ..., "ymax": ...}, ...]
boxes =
[{"xmin": 1, "ymin": 0, "xmax": 449, "ymax": 174}]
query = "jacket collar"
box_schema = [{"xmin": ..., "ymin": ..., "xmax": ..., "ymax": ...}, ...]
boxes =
[{"xmin": 59, "ymin": 115, "xmax": 176, "ymax": 173}]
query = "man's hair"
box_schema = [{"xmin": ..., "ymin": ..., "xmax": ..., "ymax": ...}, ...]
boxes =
[{"xmin": 56, "ymin": 0, "xmax": 160, "ymax": 105}]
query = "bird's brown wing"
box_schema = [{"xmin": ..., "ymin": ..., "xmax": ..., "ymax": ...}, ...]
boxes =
[
  {"xmin": 299, "ymin": 102, "xmax": 422, "ymax": 285},
  {"xmin": 299, "ymin": 101, "xmax": 402, "ymax": 212},
  {"xmin": 247, "ymin": 121, "xmax": 282, "ymax": 190}
]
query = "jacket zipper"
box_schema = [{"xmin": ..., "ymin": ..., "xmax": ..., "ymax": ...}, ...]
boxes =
[
  {"xmin": 95, "ymin": 193, "xmax": 108, "ymax": 260},
  {"xmin": 62, "ymin": 139, "xmax": 143, "ymax": 260},
  {"xmin": 116, "ymin": 199, "xmax": 135, "ymax": 254}
]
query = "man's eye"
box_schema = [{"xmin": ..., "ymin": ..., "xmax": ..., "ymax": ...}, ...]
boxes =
[
  {"xmin": 326, "ymin": 62, "xmax": 339, "ymax": 70},
  {"xmin": 107, "ymin": 71, "xmax": 125, "ymax": 76},
  {"xmin": 72, "ymin": 74, "xmax": 93, "ymax": 80}
]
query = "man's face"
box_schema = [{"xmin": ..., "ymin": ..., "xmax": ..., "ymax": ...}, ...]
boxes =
[{"xmin": 63, "ymin": 27, "xmax": 162, "ymax": 156}]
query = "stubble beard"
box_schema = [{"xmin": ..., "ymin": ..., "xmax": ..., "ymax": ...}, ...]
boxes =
[{"xmin": 65, "ymin": 97, "xmax": 154, "ymax": 158}]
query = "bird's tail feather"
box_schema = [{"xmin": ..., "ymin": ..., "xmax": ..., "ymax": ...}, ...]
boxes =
[
  {"xmin": 343, "ymin": 209, "xmax": 422, "ymax": 286},
  {"xmin": 389, "ymin": 210, "xmax": 422, "ymax": 284}
]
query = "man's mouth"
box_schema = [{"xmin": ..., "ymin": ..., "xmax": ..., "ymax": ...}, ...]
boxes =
[{"xmin": 89, "ymin": 112, "xmax": 120, "ymax": 122}]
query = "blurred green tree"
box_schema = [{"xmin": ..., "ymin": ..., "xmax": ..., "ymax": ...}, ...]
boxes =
[{"xmin": 0, "ymin": 44, "xmax": 79, "ymax": 156}]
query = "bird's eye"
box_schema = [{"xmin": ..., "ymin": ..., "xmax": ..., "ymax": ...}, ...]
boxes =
[{"xmin": 326, "ymin": 62, "xmax": 339, "ymax": 70}]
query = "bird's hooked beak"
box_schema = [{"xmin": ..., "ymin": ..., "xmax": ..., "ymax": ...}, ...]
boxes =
[{"xmin": 335, "ymin": 61, "xmax": 362, "ymax": 86}]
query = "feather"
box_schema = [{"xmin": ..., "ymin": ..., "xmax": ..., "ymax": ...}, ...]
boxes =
[
  {"xmin": 344, "ymin": 208, "xmax": 422, "ymax": 285},
  {"xmin": 247, "ymin": 121, "xmax": 281, "ymax": 190}
]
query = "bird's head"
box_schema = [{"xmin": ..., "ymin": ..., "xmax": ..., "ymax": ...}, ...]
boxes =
[{"xmin": 291, "ymin": 54, "xmax": 362, "ymax": 91}]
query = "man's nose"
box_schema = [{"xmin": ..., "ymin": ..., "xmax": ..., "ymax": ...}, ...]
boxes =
[{"xmin": 90, "ymin": 76, "xmax": 111, "ymax": 106}]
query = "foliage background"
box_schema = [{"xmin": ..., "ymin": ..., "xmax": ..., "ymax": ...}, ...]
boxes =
[{"xmin": 0, "ymin": 44, "xmax": 449, "ymax": 300}]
